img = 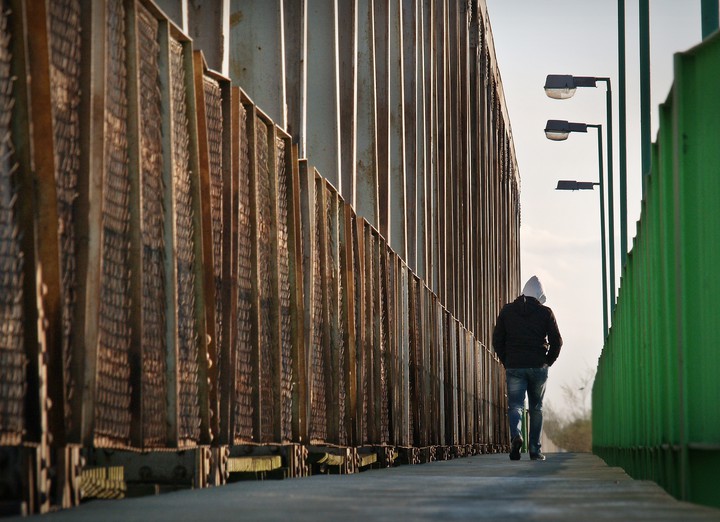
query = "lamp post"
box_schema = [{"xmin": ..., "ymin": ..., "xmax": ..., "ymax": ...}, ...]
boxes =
[
  {"xmin": 544, "ymin": 75, "xmax": 620, "ymax": 304},
  {"xmin": 555, "ymin": 179, "xmax": 608, "ymax": 338},
  {"xmin": 545, "ymin": 120, "xmax": 609, "ymax": 339}
]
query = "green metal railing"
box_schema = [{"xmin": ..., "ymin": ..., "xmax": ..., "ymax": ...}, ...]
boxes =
[{"xmin": 593, "ymin": 31, "xmax": 720, "ymax": 509}]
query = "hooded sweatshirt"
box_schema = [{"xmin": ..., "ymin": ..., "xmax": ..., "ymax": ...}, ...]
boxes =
[{"xmin": 492, "ymin": 276, "xmax": 562, "ymax": 368}]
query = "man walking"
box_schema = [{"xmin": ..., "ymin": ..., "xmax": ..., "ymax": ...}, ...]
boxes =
[{"xmin": 492, "ymin": 275, "xmax": 563, "ymax": 461}]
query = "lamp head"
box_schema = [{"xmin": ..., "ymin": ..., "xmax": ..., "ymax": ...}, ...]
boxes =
[
  {"xmin": 544, "ymin": 74, "xmax": 599, "ymax": 99},
  {"xmin": 544, "ymin": 120, "xmax": 589, "ymax": 141},
  {"xmin": 544, "ymin": 75, "xmax": 577, "ymax": 99},
  {"xmin": 556, "ymin": 180, "xmax": 597, "ymax": 191}
]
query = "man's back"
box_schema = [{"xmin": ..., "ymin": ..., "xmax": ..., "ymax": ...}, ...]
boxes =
[{"xmin": 493, "ymin": 295, "xmax": 562, "ymax": 369}]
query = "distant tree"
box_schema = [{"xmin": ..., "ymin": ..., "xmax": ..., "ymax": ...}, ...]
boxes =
[
  {"xmin": 543, "ymin": 368, "xmax": 595, "ymax": 452},
  {"xmin": 551, "ymin": 417, "xmax": 592, "ymax": 452}
]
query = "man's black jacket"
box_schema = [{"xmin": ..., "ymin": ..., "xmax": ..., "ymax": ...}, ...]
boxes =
[{"xmin": 492, "ymin": 295, "xmax": 562, "ymax": 368}]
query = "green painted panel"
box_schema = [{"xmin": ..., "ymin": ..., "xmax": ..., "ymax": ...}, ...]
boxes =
[{"xmin": 593, "ymin": 32, "xmax": 720, "ymax": 509}]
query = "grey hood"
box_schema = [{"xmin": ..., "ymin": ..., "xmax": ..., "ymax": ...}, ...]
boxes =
[{"xmin": 521, "ymin": 275, "xmax": 546, "ymax": 305}]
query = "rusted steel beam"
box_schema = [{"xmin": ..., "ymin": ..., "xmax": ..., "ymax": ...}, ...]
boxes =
[
  {"xmin": 24, "ymin": 0, "xmax": 70, "ymax": 452},
  {"xmin": 126, "ymin": 0, "xmax": 146, "ymax": 451},
  {"xmin": 354, "ymin": 218, "xmax": 367, "ymax": 445},
  {"xmin": 191, "ymin": 50, "xmax": 219, "ymax": 445},
  {"xmin": 157, "ymin": 17, "xmax": 180, "ymax": 448},
  {"xmin": 342, "ymin": 203, "xmax": 358, "ymax": 446},
  {"xmin": 6, "ymin": 0, "xmax": 53, "ymax": 513},
  {"xmin": 408, "ymin": 273, "xmax": 420, "ymax": 446},
  {"xmin": 179, "ymin": 29, "xmax": 212, "ymax": 448},
  {"xmin": 323, "ymin": 182, "xmax": 342, "ymax": 444},
  {"xmin": 298, "ymin": 159, "xmax": 317, "ymax": 443},
  {"xmin": 385, "ymin": 250, "xmax": 396, "ymax": 446},
  {"xmin": 398, "ymin": 262, "xmax": 410, "ymax": 447},
  {"xmin": 288, "ymin": 144, "xmax": 307, "ymax": 443},
  {"xmin": 418, "ymin": 278, "xmax": 430, "ymax": 446},
  {"xmin": 227, "ymin": 87, "xmax": 241, "ymax": 444}
]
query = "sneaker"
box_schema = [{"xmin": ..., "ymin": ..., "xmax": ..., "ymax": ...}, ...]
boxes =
[
  {"xmin": 529, "ymin": 452, "xmax": 546, "ymax": 461},
  {"xmin": 509, "ymin": 435, "xmax": 523, "ymax": 461}
]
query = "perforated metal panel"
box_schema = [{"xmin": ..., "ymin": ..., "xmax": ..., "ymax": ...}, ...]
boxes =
[
  {"xmin": 203, "ymin": 75, "xmax": 224, "ymax": 383},
  {"xmin": 0, "ymin": 3, "xmax": 25, "ymax": 446},
  {"xmin": 255, "ymin": 119, "xmax": 274, "ymax": 443},
  {"xmin": 310, "ymin": 180, "xmax": 326, "ymax": 442},
  {"xmin": 366, "ymin": 230, "xmax": 376, "ymax": 443},
  {"xmin": 170, "ymin": 38, "xmax": 200, "ymax": 444},
  {"xmin": 275, "ymin": 136, "xmax": 292, "ymax": 442},
  {"xmin": 337, "ymin": 203, "xmax": 350, "ymax": 446},
  {"xmin": 378, "ymin": 244, "xmax": 389, "ymax": 444},
  {"xmin": 94, "ymin": 0, "xmax": 133, "ymax": 447},
  {"xmin": 410, "ymin": 276, "xmax": 421, "ymax": 445},
  {"xmin": 49, "ymin": 0, "xmax": 81, "ymax": 435},
  {"xmin": 386, "ymin": 255, "xmax": 397, "ymax": 445},
  {"xmin": 325, "ymin": 186, "xmax": 344, "ymax": 445},
  {"xmin": 354, "ymin": 218, "xmax": 367, "ymax": 445},
  {"xmin": 401, "ymin": 265, "xmax": 411, "ymax": 446},
  {"xmin": 234, "ymin": 101, "xmax": 253, "ymax": 442},
  {"xmin": 137, "ymin": 3, "xmax": 167, "ymax": 448}
]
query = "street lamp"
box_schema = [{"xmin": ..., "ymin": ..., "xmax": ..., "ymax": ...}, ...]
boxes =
[
  {"xmin": 556, "ymin": 180, "xmax": 598, "ymax": 191},
  {"xmin": 544, "ymin": 120, "xmax": 587, "ymax": 141},
  {"xmin": 546, "ymin": 120, "xmax": 610, "ymax": 339},
  {"xmin": 544, "ymin": 74, "xmax": 622, "ymax": 307},
  {"xmin": 543, "ymin": 75, "xmax": 598, "ymax": 100}
]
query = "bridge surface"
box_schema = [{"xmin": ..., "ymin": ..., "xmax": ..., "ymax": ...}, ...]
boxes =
[{"xmin": 18, "ymin": 453, "xmax": 720, "ymax": 521}]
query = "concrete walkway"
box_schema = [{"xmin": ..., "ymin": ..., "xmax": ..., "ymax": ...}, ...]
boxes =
[{"xmin": 20, "ymin": 453, "xmax": 720, "ymax": 521}]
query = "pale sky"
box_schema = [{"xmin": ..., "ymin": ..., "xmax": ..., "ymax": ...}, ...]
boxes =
[{"xmin": 484, "ymin": 0, "xmax": 704, "ymax": 417}]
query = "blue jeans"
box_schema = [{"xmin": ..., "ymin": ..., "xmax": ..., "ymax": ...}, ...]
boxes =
[{"xmin": 506, "ymin": 367, "xmax": 548, "ymax": 455}]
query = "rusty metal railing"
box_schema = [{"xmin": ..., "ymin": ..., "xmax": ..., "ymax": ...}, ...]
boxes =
[{"xmin": 0, "ymin": 0, "xmax": 517, "ymax": 514}]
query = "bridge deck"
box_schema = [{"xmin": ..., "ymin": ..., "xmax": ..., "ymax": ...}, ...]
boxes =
[{"xmin": 22, "ymin": 453, "xmax": 720, "ymax": 521}]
